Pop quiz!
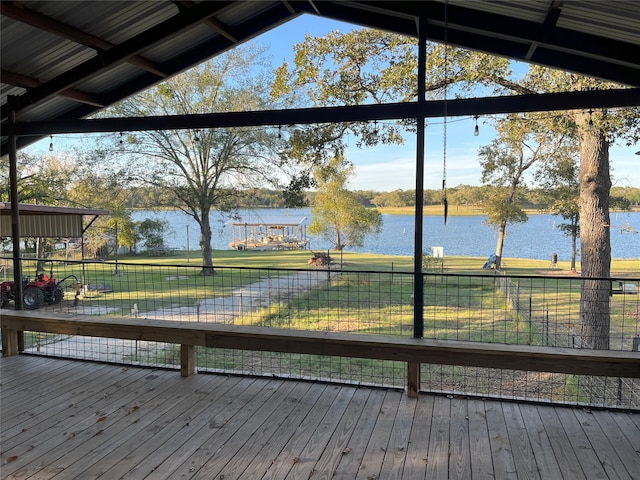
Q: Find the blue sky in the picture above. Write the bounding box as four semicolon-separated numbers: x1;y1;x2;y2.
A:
25;14;639;192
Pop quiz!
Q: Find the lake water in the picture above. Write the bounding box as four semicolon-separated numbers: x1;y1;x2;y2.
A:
132;208;640;261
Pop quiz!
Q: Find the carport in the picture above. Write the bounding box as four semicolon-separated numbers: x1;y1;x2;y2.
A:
0;202;108;303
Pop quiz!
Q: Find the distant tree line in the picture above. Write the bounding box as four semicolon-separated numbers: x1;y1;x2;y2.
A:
119;184;639;211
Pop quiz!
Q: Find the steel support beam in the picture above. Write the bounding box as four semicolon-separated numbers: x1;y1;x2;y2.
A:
9;88;639;138
414;14;426;341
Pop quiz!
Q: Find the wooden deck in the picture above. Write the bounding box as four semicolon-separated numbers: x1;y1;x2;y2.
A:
1;355;639;480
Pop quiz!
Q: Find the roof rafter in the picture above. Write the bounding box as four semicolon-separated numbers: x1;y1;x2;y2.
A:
1;69;106;107
525;0;562;60
175;0;239;42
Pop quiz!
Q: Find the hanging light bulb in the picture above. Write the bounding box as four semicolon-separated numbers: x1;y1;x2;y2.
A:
119;132;124;151
278;126;282;139
194;130;200;142
48;135;54;152
587;109;594;131
473;116;480;136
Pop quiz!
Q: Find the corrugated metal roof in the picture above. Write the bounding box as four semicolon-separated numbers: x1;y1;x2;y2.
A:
0;203;109;238
0;203;109;216
559;1;640;45
2;0;639;156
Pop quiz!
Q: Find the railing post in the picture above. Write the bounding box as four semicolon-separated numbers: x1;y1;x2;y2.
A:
1;328;19;356
180;344;195;377
407;362;420;398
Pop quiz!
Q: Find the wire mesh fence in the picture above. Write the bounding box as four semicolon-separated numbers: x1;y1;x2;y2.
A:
2;257;638;408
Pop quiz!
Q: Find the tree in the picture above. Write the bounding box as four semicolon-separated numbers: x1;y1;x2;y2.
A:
534;155;581;272
136;219;168;252
111;46;284;274
0;151;75;205
507;71;638;350
308;156;382;251
275;28;639;349
479;115;572;271
67;147;136;259
271;29;428;185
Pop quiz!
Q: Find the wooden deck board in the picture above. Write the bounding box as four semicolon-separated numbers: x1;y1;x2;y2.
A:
519;403;563;480
379;394;417;480
311;386;371;480
287;386;356;480
1;355;639;480
1;365;148;449
535;405;587;480
485;400;518;480
426;395;451;480
331;389;386;480
72;374;232;480
467;399;494;480
573;408;635;480
448;398;471;480
159;378;291;480
555;406;610;480
355;390;402;480
502;402;540;480
140;377;265;480
402;393;433;480
243;382;326;480
594;410;640;478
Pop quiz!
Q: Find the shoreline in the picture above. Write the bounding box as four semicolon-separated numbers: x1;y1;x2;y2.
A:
378;205;640;216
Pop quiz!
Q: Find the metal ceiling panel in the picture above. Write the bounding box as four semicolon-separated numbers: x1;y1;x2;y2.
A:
51;2;177;45
444;0;549;23
558;1;640;45
141;23;222;61
1;22;93;79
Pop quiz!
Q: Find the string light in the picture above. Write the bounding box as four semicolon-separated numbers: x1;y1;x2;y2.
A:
588;109;594;131
473;116;480;136
194;130;200;142
48;135;54;152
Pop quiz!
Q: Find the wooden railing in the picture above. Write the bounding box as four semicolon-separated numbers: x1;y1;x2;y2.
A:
2;310;638;398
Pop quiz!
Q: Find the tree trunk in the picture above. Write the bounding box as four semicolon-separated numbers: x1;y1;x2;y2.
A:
578;128;611;350
570;230;577;273
493;221;507;271
199;208;215;276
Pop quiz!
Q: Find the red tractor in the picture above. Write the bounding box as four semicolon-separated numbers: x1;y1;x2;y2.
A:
0;269;80;310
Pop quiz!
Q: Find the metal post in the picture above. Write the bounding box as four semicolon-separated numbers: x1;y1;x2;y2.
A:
413;14;427;340
407;14;428;398
8;96;22;309
2;96;23;355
